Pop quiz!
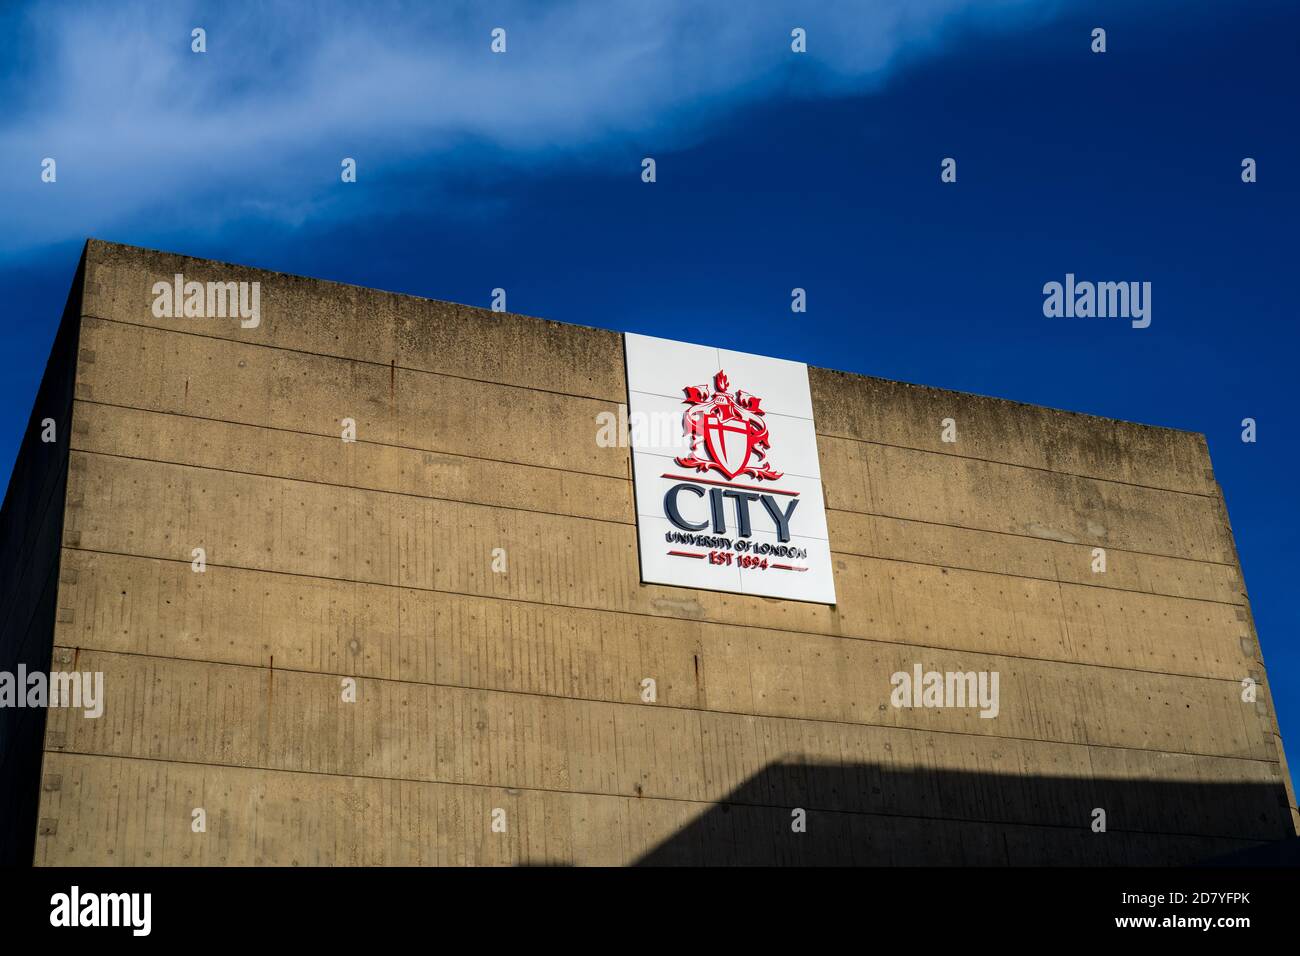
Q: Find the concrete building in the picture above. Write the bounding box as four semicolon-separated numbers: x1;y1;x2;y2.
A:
0;238;1295;865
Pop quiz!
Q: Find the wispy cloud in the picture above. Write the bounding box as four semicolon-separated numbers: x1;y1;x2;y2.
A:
0;0;1063;254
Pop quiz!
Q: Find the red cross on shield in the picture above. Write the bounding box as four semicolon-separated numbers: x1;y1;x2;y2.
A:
702;412;754;479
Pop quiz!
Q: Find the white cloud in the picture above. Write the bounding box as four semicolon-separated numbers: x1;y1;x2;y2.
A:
0;0;1062;254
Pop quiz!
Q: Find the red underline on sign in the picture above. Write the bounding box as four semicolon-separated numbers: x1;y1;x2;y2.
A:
667;550;706;559
659;473;800;497
770;564;809;571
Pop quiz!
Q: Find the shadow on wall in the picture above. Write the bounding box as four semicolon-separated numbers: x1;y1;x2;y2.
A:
615;760;1296;866
0;254;82;866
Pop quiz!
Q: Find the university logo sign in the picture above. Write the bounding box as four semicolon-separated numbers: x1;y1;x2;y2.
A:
674;370;782;481
624;333;836;604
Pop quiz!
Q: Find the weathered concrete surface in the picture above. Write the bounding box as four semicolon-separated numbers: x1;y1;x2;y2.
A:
38;645;1288;838
57;451;1258;679
6;238;1295;865
73;401;1240;602
36;751;1262;866
52;549;1268;758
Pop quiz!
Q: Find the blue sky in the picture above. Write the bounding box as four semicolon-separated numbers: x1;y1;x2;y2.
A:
3;1;1298;762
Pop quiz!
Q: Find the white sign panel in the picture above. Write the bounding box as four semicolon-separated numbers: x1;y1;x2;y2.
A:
624;332;836;604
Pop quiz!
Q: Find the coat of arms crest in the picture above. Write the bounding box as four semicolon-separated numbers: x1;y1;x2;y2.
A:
673;370;783;481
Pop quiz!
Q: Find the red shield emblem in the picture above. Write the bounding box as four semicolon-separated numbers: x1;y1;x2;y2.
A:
701;413;755;480
673;370;783;482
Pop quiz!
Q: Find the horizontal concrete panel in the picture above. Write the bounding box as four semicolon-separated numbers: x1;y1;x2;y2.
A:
71;401;1241;604
35;751;615;865
810;367;1215;496
64;452;1255;680
830;510;1239;605
72;400;632;526
81;240;1216;499
57;548;701;717
820;436;1233;564
41;649;1287;841
35;752;1263;866
82;239;628;402
56;549;1273;760
75;318;629;479
77;319;1232;568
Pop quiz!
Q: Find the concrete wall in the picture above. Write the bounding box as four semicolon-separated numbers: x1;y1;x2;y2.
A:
15;238;1298;864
